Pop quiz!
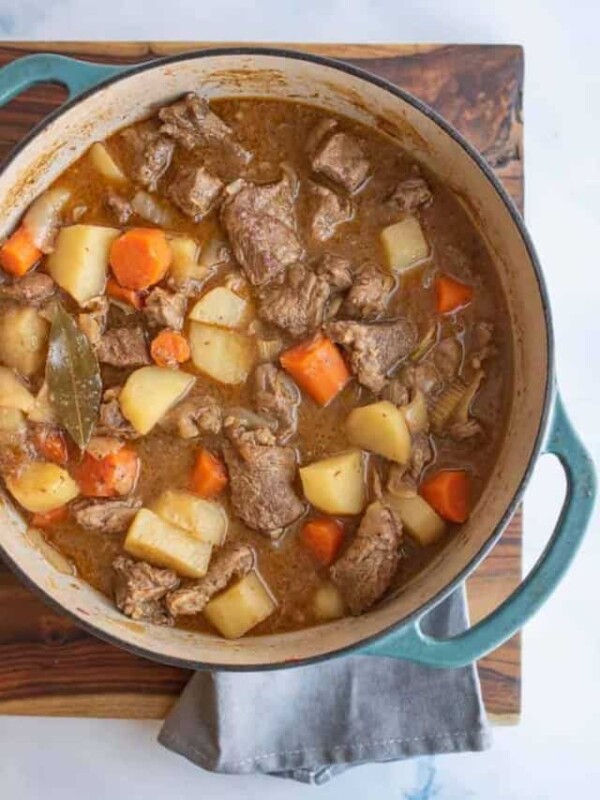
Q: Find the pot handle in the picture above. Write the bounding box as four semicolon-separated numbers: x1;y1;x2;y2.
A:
0;53;125;105
363;392;596;667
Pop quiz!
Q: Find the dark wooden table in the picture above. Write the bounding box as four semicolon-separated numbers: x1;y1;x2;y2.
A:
0;41;523;723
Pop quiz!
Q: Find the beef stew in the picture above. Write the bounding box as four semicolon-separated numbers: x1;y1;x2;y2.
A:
0;95;511;639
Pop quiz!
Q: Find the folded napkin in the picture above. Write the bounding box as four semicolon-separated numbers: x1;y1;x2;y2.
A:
159;586;490;784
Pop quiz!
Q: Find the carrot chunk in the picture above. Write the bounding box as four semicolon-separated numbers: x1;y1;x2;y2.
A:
31;505;69;528
435;274;474;315
106;277;143;310
74;444;140;498
190;448;228;499
109;228;172;290
0;225;42;277
33;428;69;465
280;333;350;405
420;469;471;523
300;517;344;566
150;329;191;368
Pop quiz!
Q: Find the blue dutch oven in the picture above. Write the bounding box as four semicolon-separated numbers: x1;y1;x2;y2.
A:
0;49;595;670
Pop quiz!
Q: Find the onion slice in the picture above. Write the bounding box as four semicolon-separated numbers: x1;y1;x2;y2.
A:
131;191;175;227
23;187;71;253
400;389;429;434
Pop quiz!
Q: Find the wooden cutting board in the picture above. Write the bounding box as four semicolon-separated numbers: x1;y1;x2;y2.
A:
0;42;523;723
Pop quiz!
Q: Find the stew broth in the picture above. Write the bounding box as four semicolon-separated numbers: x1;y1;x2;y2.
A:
0;95;511;637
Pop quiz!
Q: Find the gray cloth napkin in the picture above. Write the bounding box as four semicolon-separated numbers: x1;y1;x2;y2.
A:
159;586;491;784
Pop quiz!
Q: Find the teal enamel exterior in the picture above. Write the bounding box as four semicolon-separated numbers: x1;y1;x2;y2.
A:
0;53;125;103
363;391;597;666
0;51;595;669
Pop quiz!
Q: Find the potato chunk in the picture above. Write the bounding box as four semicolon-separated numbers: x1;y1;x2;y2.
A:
119;366;195;435
189;322;255;385
346;401;412;464
204;571;276;639
6;462;79;513
299;450;365;516
89;142;127;183
188;287;249;329
168;236;207;286
0;366;35;411
153;490;228;545
124;508;212;578
312;582;347;621
385;493;446;546
47;225;119;305
381;215;429;272
0;307;50;376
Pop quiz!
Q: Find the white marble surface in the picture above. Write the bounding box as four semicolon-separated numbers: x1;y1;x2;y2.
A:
0;1;599;797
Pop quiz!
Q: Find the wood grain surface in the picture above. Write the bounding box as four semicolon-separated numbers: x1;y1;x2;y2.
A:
0;41;523;722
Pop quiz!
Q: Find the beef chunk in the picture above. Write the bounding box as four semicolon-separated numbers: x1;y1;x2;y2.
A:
223;424;304;535
95;327;150;368
317;253;353;291
330;501;401;615
74;498;142;534
160;389;222;438
223;408;278;438
121;127;175;191
143;287;187;331
326;318;417;393
309;182;353;241
0;272;55;307
220;173;304;286
78;297;109;347
159;93;251;164
253;363;300;443
167;164;223;220
96;388;139;439
434;337;462;379
258;264;330;337
390;177;433;212
166;543;254;616
341;262;394;320
113;555;179;626
105;191;132;225
312;132;370;193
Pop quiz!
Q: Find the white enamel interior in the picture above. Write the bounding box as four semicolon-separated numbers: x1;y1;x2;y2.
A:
0;52;549;667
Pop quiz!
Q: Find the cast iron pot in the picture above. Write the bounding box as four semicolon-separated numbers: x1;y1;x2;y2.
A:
0;48;595;670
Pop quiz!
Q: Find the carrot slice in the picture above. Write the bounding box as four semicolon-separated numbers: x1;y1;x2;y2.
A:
74;444;140;498
150;329;191;368
190;448;228;498
420;469;471;523
31;505;69;528
109;228;172;290
107;277;143;310
33;428;69;465
435;274;474;315
280;333;350;405
0;225;42;277
300;517;344;566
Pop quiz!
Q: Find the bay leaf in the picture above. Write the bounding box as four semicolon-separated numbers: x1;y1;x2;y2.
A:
46;300;102;450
